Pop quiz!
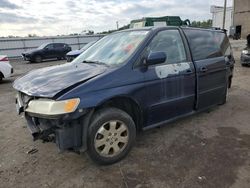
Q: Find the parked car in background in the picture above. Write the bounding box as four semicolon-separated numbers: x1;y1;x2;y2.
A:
241;47;250;66
0;55;13;81
22;43;71;63
66;41;97;62
14;27;234;165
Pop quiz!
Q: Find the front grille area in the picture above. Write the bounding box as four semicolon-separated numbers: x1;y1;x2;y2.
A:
18;92;34;107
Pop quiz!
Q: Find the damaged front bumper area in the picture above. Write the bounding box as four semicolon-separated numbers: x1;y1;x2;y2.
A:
25;112;86;151
16;92;92;152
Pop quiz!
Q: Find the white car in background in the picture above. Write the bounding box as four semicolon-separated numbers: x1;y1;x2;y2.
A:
0;55;13;81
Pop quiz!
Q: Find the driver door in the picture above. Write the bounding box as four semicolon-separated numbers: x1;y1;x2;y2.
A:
143;29;196;127
43;44;55;59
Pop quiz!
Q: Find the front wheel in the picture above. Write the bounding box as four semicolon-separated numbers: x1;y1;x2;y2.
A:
34;55;42;63
87;108;136;165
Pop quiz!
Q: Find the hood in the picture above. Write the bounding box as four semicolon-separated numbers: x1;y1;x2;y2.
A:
13;63;107;98
22;49;39;55
67;49;83;56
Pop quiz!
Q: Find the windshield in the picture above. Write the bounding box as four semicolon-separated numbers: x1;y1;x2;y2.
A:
73;30;149;66
80;41;96;51
37;43;49;49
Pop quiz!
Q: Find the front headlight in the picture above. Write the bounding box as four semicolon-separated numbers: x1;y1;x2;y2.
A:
25;98;80;115
242;50;249;55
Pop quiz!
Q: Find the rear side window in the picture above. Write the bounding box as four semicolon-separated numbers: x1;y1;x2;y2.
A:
54;43;64;48
183;29;228;61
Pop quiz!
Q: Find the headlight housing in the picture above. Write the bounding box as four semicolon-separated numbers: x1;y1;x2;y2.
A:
25;98;80;115
242;50;249;55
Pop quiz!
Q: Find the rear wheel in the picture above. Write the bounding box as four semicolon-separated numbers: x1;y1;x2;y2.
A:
87;108;136;165
220;80;228;105
34;55;42;63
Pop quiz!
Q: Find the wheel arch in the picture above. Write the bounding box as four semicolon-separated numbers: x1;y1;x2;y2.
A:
0;71;5;79
93;96;144;131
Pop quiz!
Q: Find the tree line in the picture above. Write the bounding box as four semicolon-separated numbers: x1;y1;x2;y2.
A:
1;19;213;38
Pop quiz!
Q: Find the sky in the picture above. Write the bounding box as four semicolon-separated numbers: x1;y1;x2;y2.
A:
0;0;233;37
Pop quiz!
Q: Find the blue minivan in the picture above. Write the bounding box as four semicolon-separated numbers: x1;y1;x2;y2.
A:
14;27;234;164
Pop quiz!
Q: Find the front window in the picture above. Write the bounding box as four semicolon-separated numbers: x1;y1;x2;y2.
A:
73;30;149;66
45;44;54;50
37;43;49;49
147;30;187;64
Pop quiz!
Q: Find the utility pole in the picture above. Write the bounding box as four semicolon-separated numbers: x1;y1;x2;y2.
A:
232;0;235;26
116;21;119;30
222;0;227;29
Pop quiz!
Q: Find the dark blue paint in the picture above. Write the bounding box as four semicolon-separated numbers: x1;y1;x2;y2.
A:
13;63;107;97
14;27;234;129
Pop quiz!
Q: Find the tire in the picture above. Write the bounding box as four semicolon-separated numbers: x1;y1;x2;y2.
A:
220;81;228;105
34;55;42;63
87;107;136;165
66;57;71;62
0;72;4;82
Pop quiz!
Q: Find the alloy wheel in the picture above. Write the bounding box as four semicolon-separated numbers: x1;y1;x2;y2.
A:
94;120;129;157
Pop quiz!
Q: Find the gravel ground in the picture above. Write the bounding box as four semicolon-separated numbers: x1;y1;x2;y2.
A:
1;43;250;188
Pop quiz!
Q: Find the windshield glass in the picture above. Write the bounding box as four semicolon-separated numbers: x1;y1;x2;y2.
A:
37;43;49;49
80;41;96;51
73;30;149;66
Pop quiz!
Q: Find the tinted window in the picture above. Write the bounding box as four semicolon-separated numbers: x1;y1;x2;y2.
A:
183;29;227;61
54;43;64;48
38;43;49;49
46;44;54;49
222;37;231;56
148;29;187;64
63;44;69;48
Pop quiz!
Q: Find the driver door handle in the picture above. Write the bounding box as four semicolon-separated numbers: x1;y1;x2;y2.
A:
200;67;208;72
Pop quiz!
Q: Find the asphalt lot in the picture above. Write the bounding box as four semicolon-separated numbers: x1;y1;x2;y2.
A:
1;45;250;188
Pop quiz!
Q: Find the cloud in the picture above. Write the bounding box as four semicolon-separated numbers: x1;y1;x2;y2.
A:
0;12;37;23
0;0;20;9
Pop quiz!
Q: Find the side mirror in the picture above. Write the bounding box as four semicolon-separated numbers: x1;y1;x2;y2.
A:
44;47;49;50
145;51;167;66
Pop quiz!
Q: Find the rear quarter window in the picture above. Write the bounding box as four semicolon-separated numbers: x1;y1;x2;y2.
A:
183;29;229;61
54;43;66;48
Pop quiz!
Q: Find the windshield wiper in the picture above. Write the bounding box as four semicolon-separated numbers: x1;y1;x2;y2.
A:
82;60;105;65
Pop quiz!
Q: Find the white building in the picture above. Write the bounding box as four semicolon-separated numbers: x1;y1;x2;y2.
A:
210;5;233;34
